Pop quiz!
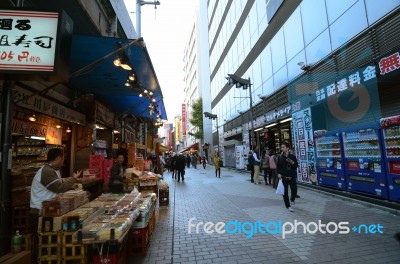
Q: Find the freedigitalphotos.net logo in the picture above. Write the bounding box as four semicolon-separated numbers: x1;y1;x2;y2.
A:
188;217;383;239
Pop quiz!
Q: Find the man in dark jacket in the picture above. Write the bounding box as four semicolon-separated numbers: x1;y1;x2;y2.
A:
277;142;298;212
109;154;125;193
248;150;255;183
175;154;186;182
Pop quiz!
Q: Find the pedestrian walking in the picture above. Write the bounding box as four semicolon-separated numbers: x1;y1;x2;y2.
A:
171;155;177;179
248;150;254;183
277;142;298;212
261;150;271;185
176;154;186;182
186;154;191;168
202;156;207;169
213;153;221;178
269;149;279;188
252;147;261;184
191;154;198;169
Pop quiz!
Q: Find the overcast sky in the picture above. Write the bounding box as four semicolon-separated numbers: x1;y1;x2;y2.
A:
124;0;199;122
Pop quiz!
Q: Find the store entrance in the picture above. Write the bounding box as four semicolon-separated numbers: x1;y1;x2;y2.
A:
259;122;292;154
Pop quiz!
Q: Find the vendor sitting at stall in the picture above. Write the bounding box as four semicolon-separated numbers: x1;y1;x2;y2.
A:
109;153;125;193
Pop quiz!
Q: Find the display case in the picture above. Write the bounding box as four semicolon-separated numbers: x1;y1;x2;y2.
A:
342;127;388;199
380;115;400;202
314;130;346;190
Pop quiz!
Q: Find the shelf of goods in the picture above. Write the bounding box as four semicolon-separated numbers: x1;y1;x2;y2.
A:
36;188;157;263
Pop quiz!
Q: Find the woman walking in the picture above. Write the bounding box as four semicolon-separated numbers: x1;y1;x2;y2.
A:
261;150;271;185
213;153;221;178
277;142;298;212
252;147;261;184
269;149;279;188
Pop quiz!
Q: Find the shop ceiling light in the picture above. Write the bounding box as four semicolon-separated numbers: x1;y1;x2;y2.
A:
254;127;263;132
139;93;143;97
28;114;36;122
144;89;148;94
30;136;45;140
120;63;132;71
149;91;153;95
113;58;121;66
279;117;292;123
124;81;131;87
66;127;71;133
265;122;278;128
113;130;120;134
56;125;61;129
128;74;135;81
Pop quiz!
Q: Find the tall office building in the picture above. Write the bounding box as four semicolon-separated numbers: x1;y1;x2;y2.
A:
182;2;211;155
205;0;400;190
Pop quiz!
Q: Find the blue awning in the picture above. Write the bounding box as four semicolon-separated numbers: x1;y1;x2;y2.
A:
69;34;167;120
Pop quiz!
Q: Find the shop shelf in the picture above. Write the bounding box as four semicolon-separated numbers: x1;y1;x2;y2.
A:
38;255;60;264
11;205;30;234
159;190;169;206
127;225;150;256
38;231;61;261
92;244;126;264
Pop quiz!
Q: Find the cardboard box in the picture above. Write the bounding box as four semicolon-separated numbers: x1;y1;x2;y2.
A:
38;216;63;232
0;251;31;264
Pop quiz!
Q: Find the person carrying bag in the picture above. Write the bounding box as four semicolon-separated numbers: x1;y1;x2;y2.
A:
277;142;298;212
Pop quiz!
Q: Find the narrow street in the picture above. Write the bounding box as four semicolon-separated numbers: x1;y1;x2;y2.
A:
129;165;400;264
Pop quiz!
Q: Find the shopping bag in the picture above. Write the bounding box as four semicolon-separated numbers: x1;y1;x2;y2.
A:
276;179;284;195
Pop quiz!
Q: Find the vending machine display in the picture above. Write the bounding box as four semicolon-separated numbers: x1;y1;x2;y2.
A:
342;127;388;199
380;115;400;202
314;130;346;190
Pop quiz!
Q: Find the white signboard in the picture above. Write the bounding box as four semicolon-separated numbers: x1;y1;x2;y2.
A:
0;10;59;72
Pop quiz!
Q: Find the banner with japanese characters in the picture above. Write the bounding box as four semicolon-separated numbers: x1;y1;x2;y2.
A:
292;108;315;183
0;10;59;72
377;49;400;77
288;65;380;129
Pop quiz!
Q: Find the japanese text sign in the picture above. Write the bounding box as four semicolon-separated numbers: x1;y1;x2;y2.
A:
0;10;59;72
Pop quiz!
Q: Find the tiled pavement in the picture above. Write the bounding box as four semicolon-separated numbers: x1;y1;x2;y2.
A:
129;165;400;264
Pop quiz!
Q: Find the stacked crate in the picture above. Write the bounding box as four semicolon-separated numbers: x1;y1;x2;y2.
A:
159;190;169;206
61;231;87;264
11;205;31;234
38;231;61;264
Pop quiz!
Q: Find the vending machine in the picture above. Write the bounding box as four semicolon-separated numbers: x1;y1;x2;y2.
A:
380;115;400;202
314;130;346;190
342;126;388;199
235;145;245;170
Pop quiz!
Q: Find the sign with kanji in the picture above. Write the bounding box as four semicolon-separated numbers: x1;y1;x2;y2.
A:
0;10;59;72
378;51;400;75
292;108;315;183
182;104;186;135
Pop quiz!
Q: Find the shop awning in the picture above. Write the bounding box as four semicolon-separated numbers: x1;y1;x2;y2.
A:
178;143;199;154
159;144;169;153
68;34;167;120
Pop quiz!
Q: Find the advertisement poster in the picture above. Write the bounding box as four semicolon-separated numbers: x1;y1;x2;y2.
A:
45;126;62;145
292;108;316;183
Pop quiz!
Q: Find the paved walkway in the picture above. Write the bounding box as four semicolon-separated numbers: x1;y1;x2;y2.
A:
129;165;400;264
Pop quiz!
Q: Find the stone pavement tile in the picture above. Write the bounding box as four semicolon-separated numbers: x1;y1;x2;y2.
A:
129;168;400;264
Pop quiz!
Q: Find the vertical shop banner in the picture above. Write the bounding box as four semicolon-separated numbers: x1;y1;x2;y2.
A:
182;104;187;137
0;10;59;72
292;108;315;183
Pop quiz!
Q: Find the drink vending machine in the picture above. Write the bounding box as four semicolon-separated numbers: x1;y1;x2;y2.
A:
342;125;388;199
314;130;346;190
380;115;400;202
235;145;245;170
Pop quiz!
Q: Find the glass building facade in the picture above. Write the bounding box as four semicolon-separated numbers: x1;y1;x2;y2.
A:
207;0;399;127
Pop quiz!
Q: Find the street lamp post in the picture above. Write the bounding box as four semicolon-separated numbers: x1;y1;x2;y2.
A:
204;112;219;155
136;0;161;37
226;74;253;130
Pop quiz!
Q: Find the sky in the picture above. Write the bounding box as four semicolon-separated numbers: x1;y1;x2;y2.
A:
124;0;199;122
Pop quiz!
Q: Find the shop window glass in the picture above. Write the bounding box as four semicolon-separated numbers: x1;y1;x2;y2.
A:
262;76;274;97
330;0;367;51
301;0;328;45
287;50;306;81
284;8;304;62
260;44;273;80
325;0;358;25
305;28;331;65
365;0;399;25
271;29;286;72
273;65;288;90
